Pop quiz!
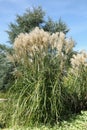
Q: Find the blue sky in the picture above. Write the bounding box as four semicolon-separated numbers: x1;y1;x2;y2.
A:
0;0;87;51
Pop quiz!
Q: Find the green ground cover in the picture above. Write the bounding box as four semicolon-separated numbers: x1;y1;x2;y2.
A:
1;111;87;130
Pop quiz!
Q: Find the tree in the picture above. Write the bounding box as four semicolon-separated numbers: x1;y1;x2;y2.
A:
7;6;69;44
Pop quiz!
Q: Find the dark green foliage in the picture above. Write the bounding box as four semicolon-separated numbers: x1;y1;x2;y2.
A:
6;6;69;44
0;44;14;90
0;44;8;89
43;18;69;34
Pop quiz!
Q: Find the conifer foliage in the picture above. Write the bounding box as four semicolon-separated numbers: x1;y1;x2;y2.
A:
7;6;69;44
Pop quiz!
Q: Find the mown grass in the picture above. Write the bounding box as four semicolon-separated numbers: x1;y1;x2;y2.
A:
2;111;87;130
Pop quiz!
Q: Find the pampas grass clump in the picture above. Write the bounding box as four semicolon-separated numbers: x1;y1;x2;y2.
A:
5;27;87;126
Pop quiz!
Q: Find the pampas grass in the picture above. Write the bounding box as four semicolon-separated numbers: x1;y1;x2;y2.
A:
2;27;87;127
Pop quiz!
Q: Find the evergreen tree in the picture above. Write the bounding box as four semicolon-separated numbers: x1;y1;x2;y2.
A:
7;6;69;44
